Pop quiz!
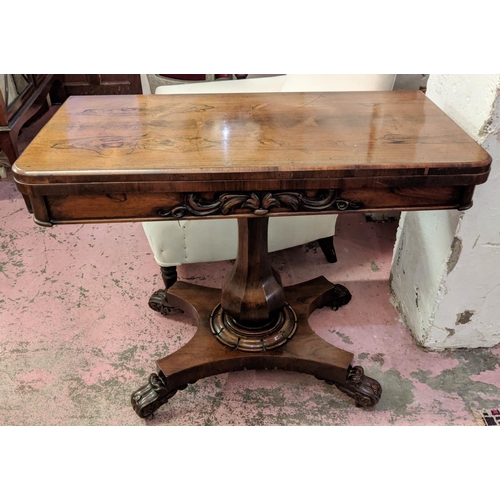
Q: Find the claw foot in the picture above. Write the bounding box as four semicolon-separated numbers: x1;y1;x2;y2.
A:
332;365;382;408
131;373;179;418
148;289;183;316
318;284;352;310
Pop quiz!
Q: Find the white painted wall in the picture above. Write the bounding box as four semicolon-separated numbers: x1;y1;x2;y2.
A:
390;74;500;349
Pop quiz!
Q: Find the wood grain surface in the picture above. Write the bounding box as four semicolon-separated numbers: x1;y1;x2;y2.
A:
13;91;491;183
12;91;491;225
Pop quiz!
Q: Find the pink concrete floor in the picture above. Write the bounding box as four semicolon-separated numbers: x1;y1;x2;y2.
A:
1;110;500;426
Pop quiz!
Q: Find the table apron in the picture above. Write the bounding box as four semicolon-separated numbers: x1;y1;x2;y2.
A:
22;185;474;226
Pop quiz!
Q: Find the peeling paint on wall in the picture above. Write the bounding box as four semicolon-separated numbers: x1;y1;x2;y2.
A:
447;237;462;274
456;310;475;325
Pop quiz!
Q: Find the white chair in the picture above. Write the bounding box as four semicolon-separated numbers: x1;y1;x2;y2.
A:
142;74;396;313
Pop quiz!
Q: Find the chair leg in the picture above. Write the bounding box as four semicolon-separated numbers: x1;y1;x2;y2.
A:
317;236;338;263
160;266;178;289
148;266;182;315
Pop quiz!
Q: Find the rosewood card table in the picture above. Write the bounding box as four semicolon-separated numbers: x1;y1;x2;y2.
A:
13;91;491;418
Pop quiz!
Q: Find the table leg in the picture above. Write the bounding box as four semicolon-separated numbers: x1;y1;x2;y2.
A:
131;218;381;418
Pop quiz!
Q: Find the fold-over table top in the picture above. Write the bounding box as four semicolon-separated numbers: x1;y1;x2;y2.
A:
13;91;491;187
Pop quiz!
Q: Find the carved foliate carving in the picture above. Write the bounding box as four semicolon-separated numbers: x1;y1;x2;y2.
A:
158;189;362;218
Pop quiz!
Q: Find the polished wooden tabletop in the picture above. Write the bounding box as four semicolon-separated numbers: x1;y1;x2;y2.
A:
13;91;492;226
13;91;491;185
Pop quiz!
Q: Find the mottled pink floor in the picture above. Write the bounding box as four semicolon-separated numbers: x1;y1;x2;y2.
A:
1;110;499;426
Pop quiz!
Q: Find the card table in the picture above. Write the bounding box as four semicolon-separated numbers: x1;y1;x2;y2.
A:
13;91;491;417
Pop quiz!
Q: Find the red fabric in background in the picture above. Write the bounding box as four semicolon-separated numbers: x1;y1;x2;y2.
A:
159;75;207;81
159;75;234;81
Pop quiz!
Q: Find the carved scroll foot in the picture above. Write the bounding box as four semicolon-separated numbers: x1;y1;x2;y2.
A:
328;365;382;408
148;289;183;316
135;278;381;419
317;284;352;311
131;373;187;418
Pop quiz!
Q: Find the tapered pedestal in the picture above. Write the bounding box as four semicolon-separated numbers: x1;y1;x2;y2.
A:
131;277;382;418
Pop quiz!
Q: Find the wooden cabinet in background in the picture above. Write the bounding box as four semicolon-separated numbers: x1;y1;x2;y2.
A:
62;75;143;96
0;74;64;165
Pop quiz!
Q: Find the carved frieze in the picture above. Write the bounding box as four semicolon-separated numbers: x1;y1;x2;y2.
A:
158;189;362;218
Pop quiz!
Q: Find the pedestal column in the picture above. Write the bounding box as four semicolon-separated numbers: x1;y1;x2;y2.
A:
221;218;284;326
213;217;297;351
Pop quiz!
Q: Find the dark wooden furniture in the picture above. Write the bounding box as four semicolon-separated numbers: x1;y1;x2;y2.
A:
61;75;142;96
13;92;491;418
0;74;64;165
150;233;337;314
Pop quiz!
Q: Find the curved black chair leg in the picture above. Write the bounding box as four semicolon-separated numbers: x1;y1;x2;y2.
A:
161;266;178;289
317;236;338;263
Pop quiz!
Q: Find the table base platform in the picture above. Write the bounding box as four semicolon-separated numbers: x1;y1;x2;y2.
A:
131;277;382;418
